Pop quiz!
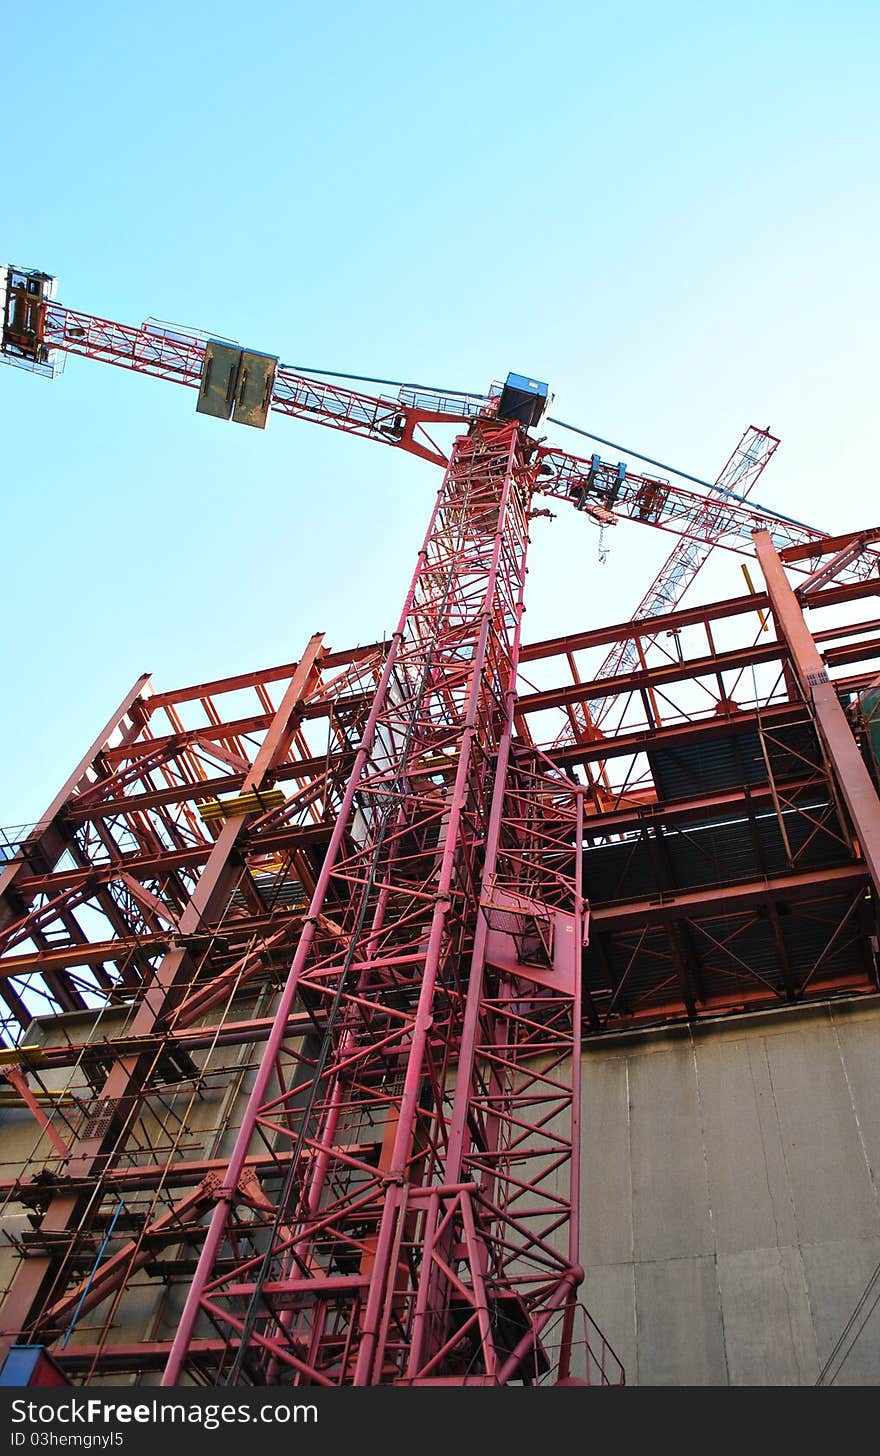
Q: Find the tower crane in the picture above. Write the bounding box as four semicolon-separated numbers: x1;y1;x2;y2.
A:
0;264;842;554
1;264;877;1390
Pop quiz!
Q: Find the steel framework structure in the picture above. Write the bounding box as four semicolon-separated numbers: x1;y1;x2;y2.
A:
3;534;880;1384
0;418;614;1386
2;271;880;1388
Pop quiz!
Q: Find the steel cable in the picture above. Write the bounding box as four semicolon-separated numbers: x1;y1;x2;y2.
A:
815;1256;880;1384
546;415;816;531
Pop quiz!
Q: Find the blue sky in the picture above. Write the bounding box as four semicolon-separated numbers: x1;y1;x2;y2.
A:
2;0;878;827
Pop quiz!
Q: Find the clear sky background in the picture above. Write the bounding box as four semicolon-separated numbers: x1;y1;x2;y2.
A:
2;0;878;829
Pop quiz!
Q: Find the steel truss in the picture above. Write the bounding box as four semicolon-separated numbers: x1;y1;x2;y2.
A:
140;418;579;1386
0;419;618;1386
516;547;880;1030
558;424;780;744
1;507;880;1387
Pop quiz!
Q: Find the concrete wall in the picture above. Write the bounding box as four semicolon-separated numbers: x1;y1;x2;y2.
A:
580;997;880;1385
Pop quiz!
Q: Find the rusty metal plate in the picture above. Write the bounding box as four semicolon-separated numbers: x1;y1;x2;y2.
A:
197;339;240;420
232;348;278;428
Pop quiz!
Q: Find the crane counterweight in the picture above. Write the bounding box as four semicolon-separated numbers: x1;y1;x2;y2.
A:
0;265;57;377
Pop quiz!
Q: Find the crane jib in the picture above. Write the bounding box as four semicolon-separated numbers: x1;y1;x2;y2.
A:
2;262;877;577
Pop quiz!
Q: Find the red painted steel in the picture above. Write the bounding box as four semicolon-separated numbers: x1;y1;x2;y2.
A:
11;281;873;565
755;529;880;897
555;426;780;746
34;301;474;465
2;274;880;1390
2;564;879;1382
157;419;590;1385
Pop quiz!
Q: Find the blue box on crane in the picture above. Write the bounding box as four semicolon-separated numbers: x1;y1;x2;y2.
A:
0;1344;69;1386
497;372;550;430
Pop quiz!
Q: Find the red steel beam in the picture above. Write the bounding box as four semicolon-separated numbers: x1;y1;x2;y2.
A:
552;701;825;768
12;822;333;899
0;676;151;935
145;641;384;712
581;773;827;838
518;574;880;666
1;1067;70;1158
45;1341;244;1374
0;636;328;1358
780;525;880;565
62;751;353;822
0;1014;311;1077
39;1178;221;1332
589;862;868;932
518;637;788;716
755;529;880;898
1;1141;377;1203
518;624;880;720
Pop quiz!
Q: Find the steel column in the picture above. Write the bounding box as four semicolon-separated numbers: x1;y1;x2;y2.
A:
755;529;880;897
